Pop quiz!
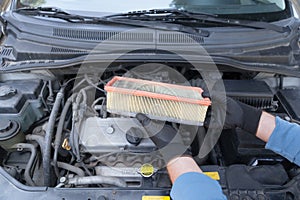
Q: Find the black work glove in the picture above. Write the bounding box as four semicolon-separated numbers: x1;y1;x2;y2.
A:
207;94;263;135
136;113;191;164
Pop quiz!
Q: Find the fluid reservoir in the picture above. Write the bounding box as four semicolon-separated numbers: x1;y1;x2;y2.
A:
0;119;24;150
0;79;45;132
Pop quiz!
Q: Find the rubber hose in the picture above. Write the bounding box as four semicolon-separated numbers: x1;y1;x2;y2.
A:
56;162;85;177
43;87;64;186
68;176;127;187
25;135;45;156
13;143;37;186
53;95;73;177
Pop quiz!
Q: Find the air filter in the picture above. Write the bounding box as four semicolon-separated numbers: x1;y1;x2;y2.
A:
105;76;211;126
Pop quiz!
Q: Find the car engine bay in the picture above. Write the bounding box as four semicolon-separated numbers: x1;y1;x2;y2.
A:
0;62;300;199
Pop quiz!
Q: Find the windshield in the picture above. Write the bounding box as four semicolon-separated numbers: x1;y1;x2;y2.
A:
17;0;287;15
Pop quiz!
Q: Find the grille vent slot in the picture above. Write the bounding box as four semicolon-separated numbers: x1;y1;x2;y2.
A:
158;33;204;44
0;48;13;56
53;29;154;42
51;47;88;54
0;47;15;61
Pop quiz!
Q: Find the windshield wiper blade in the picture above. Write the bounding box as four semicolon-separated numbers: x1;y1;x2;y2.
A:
13;8;210;37
89;17;210;37
105;8;289;33
15;7;289;33
190;15;290;33
104;8;218;19
14;7;86;22
15;7;70;15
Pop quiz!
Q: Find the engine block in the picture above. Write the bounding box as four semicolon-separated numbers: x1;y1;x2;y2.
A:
79;117;157;154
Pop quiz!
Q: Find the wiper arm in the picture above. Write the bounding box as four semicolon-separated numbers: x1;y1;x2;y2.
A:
104;8;218;19
15;7;71;16
105;9;289;33
191;14;290;33
14;7;86;22
14;7;289;33
91;17;210;36
13;8;210;37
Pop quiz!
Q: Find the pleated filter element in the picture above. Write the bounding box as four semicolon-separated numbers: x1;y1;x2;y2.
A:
104;76;211;126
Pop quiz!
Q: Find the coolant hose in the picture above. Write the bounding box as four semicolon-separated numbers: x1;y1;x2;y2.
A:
67;176;127;187
13;143;37;186
43;87;64;186
56;162;85;177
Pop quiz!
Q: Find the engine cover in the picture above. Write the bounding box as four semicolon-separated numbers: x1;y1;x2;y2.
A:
79;117;156;154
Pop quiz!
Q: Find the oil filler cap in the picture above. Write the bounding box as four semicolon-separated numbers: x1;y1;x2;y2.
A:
139;163;155;178
0;119;20;140
126;127;143;146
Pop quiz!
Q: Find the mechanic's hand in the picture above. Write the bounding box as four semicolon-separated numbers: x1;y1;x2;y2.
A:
206;94;263;134
136;113;191;164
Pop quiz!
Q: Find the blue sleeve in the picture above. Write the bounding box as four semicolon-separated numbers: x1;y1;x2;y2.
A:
170;172;227;200
266;117;300;166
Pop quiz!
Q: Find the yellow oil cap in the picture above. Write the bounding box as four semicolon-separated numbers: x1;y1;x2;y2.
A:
139;163;155;177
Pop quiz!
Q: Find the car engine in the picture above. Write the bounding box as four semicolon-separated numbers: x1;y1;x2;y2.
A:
0;63;299;196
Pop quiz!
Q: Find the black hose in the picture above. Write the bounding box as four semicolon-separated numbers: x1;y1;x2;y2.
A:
56;162;85;177
194;127;209;165
13;143;37;186
43;87;64;186
53;95;74;177
279;75;284;90
25;135;45;156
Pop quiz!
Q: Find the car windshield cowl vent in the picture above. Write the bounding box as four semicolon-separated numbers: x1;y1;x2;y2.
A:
52;28;206;44
53;28;154;42
51;47;88;54
0;60;56;71
158;33;204;44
